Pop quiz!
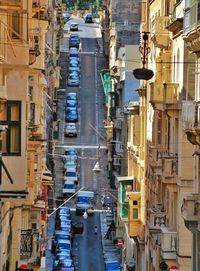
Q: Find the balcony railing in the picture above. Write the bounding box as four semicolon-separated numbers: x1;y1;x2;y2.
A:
150;82;179;107
32;0;48;9
148;145;163;173
151;16;170;48
147;206;166;230
161;227;177;260
182;101;200;130
20;229;40;260
0;0;21;6
162;157;178;178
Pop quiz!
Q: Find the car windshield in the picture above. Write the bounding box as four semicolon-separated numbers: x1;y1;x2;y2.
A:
69;75;78;79
65;172;76;177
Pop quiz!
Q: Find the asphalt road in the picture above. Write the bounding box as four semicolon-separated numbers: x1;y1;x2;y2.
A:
46;18;109;271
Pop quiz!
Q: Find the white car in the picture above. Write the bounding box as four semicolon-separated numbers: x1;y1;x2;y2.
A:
70;22;78;31
65;122;77;137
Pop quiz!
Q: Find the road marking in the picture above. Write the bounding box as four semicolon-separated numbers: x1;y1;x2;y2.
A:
56;145;107;149
69;208;111;213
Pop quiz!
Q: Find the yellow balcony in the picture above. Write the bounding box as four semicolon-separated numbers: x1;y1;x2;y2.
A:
127;192;143;238
150;82;179;109
151;16;170;48
182;194;199;231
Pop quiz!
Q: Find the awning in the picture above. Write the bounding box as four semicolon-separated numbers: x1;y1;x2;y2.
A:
117;176;134;182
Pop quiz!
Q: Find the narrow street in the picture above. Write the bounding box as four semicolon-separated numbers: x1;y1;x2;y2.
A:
46;18;112;271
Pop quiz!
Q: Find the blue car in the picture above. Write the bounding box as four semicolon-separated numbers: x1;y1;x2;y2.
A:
66;108;78;122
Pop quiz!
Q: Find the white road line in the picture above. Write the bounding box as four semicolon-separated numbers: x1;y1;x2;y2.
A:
55;145;107;149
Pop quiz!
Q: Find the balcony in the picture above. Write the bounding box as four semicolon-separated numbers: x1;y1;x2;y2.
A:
182;194;199;232
117;176;133;220
127;191;143;239
160;227;177;260
167;0;183;35
183;1;200;52
0;0;21;6
32;0;48;10
147;205;166;231
151;16;170;48
0;86;7;100
162;156;178;183
20;229;40;260
148;145;163;175
29;31;41;65
182;101;200;145
150;82;179;110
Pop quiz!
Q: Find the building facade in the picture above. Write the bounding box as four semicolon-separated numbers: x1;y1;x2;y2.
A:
0;1;61;270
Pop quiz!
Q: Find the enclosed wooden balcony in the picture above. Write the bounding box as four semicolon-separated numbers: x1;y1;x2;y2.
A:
182;194;199;232
151;16;170;48
161;227;177;260
150;82;179;110
182;101;200;145
127;191;142;237
117;176;133;220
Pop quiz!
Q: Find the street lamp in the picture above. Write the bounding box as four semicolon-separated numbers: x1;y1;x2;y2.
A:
133;32;154;81
83;210;88;219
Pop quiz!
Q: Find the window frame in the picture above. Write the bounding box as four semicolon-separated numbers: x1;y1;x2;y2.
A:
0;100;21;156
9;11;22;40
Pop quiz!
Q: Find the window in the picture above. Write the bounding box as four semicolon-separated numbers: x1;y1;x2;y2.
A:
10;12;21;39
0;101;21;155
133;208;138;219
132;200;139;219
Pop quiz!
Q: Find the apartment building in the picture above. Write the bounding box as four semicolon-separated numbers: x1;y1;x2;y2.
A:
0;1;61;270
103;0;200;270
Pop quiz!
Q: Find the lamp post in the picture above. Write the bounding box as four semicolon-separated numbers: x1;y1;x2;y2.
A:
133;32;154;81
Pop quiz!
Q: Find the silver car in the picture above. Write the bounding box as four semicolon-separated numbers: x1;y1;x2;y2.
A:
65;122;77;137
67;73;80;86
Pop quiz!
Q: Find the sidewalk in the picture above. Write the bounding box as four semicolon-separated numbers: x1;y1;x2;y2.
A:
100;212;121;271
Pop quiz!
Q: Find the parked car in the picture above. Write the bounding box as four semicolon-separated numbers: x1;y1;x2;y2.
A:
68;63;80;73
64;170;78;183
69;36;80;48
70;22;78;31
66;92;77;102
64;160;77;170
64;148;77;156
65;122;77;137
69;70;80;77
84;13;93;23
63;180;76;195
69;56;80;64
67;73;80;86
66;108;78;122
69;47;79;57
